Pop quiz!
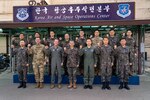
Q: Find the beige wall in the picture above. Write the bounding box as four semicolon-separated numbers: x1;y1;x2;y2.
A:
0;36;6;53
0;0;150;21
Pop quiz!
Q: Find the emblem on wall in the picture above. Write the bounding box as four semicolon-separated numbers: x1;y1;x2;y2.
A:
16;8;29;21
117;4;131;18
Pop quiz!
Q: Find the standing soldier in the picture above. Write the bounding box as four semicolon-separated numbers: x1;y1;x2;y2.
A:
11;33;28;73
108;29;119;75
115;38;133;90
96;37;114;90
78;30;86;75
79;38;97;89
92;30;103;47
46;39;64;89
46;31;56;47
61;34;70;76
64;40;79;89
11;33;28;48
28;38;46;89
46;31;56;75
92;30;103;75
126;30;137;74
13;40;29;88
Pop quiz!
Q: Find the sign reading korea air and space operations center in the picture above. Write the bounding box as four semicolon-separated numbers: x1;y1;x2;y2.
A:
13;2;135;22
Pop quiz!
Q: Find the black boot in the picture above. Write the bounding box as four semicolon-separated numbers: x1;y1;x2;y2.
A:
23;82;27;88
84;85;88;89
119;82;123;89
106;82;111;90
88;85;93;89
124;82;130;90
18;81;23;88
101;82;106;90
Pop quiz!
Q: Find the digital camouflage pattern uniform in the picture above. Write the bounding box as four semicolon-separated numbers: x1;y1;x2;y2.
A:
13;47;28;82
126;37;137;74
65;47;79;83
115;45;133;83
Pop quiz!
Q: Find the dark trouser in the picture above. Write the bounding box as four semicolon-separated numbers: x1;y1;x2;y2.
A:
101;65;112;82
119;65;129;82
51;64;62;84
79;56;84;75
84;65;94;85
17;66;27;82
68;67;77;82
63;57;68;75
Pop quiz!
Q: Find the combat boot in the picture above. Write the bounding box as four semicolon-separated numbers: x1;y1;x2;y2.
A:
58;84;62;89
23;82;27;88
119;82;123;89
39;82;44;89
101;82;106;90
106;82;111;90
73;82;77;89
124;82;130;90
50;84;55;89
18;81;23;88
35;82;40;88
68;81;73;89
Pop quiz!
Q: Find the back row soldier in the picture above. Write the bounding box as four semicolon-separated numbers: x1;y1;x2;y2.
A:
92;30;103;75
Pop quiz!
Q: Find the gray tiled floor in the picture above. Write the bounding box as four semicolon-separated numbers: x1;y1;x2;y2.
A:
0;72;150;100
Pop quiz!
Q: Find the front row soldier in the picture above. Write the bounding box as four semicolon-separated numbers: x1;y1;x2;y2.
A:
96;37;114;90
79;38;97;89
115;38;133;90
45;39;64;89
64;40;79;89
12;40;29;88
28;38;46;89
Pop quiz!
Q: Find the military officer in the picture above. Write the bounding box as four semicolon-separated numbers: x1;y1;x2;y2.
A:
92;30;103;75
96;37;114;90
92;30;103;47
79;38;97;89
46;39;64;89
13;40;29;88
126;30;137;74
61;33;70;76
115;38;133;90
28;38;46;89
64;40;79;89
108;29;119;75
77;31;86;75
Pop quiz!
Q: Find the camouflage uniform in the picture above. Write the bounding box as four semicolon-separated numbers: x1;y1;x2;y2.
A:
65;47;79;82
60;40;70;75
46;46;64;84
77;37;86;75
29;44;46;83
13;47;28;82
78;37;87;48
92;37;103;47
96;45;114;82
126;37;137;74
46;37;55;47
108;36;119;75
11;38;28;73
92;37;103;75
108;36;119;47
115;46;132;83
79;46;97;86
